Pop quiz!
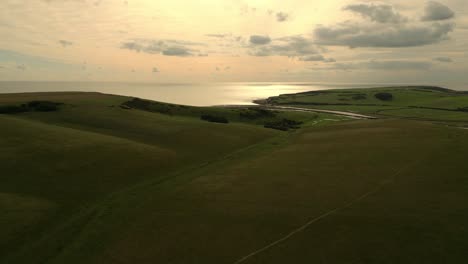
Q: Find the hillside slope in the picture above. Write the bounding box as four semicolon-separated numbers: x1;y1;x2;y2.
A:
1;91;468;264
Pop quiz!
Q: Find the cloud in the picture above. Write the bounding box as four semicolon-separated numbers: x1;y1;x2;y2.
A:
315;3;455;48
321;60;432;71
344;3;407;24
299;55;335;62
366;60;432;70
240;5;257;15
121;41;160;54
249;35;271;45
120;39;202;56
421;1;455;21
59;40;73;47
0;49;77;71
203;34;244;51
162;47;192;56
249;35;319;57
314;21;454;48
433;57;453;62
205;34;226;38
300;55;323;61
152;67;159;73
41;0;87;3
276;12;289;22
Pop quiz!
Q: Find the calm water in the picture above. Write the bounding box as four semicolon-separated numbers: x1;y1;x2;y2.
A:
0;82;465;106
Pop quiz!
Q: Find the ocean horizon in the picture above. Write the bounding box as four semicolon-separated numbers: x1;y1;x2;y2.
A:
0;81;466;106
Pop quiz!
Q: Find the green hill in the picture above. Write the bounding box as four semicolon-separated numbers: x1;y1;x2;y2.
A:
263;86;468;123
1;90;468;264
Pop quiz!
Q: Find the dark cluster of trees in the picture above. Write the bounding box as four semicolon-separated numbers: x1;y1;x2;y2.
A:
264;118;303;131
122;98;188;115
123;98;171;114
0;101;62;114
339;93;368;102
374;92;393;101
239;107;276;119
27;101;62;111
351;94;367;100
200;114;229;123
0;105;28;114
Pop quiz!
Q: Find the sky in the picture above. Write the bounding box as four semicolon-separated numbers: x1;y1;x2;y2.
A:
0;0;467;87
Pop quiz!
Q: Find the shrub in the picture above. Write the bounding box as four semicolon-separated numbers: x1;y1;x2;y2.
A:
374;92;393;101
352;94;367;100
0;101;62;114
123;98;154;110
122;98;175;114
27;101;61;112
0;105;29;114
200;114;229;123
239;108;276;119
120;105;131;110
264;119;303;131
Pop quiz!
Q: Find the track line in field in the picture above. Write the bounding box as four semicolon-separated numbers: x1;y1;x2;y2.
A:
232;161;417;264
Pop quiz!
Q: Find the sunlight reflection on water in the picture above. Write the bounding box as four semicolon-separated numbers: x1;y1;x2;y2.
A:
0;82;465;106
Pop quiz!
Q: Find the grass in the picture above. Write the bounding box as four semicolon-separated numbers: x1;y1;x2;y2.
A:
264;86;468;123
0;92;282;262
1;89;468;263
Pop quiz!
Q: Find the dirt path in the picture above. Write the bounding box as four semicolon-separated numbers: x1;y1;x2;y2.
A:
266;105;378;120
232;160;418;264
232;187;382;264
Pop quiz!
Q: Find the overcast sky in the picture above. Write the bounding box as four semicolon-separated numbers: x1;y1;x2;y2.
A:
0;0;467;87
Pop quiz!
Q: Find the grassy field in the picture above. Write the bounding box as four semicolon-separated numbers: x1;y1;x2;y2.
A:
1;89;468;263
263;86;468;124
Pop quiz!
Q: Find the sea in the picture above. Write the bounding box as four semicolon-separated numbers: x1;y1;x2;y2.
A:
0;82;466;106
